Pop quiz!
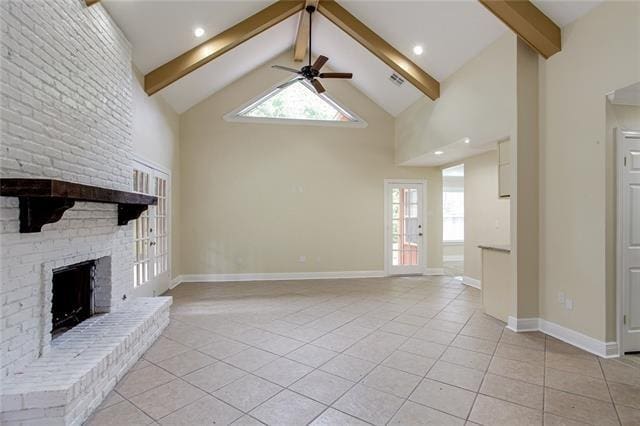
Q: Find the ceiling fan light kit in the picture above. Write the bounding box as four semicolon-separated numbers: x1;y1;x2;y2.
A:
272;5;353;94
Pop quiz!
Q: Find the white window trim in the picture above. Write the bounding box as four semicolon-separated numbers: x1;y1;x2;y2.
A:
223;78;367;128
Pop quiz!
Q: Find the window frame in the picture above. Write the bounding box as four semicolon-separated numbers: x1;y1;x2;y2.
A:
224;78;367;128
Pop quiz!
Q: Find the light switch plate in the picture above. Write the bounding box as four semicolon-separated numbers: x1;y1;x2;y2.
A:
558;292;565;304
565;298;573;310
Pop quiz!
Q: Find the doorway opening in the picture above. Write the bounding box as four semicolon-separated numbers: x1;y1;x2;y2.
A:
442;164;464;278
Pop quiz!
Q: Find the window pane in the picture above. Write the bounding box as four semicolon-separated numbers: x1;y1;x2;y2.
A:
443;191;464;241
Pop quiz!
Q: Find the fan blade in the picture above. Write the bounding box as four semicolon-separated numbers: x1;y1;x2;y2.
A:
319;72;352;79
311;79;326;94
277;78;303;89
312;55;329;71
272;65;301;74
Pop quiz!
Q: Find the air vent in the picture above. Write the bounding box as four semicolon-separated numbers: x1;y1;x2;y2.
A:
389;73;405;87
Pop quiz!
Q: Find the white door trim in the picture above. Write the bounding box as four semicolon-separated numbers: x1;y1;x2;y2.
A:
616;128;640;354
384;179;428;276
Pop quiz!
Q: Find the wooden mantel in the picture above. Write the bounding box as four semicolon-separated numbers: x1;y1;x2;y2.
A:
0;179;157;233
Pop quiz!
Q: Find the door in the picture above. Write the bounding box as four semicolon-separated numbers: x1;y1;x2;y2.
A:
132;161;170;297
619;130;640;353
385;181;425;275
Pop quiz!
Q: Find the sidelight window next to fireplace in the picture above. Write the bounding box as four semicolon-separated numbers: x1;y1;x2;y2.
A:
51;260;96;338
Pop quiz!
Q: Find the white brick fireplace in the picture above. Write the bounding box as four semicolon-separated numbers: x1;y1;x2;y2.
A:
0;1;170;424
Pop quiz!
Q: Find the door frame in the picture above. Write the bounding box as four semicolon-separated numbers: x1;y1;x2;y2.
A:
132;154;172;297
384;179;428;276
616;129;640;354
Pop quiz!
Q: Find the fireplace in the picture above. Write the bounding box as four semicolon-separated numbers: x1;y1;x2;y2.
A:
51;260;96;338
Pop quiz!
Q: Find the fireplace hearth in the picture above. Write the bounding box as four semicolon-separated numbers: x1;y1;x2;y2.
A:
51;260;96;338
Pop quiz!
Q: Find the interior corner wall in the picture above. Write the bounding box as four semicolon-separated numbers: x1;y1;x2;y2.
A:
131;68;181;291
394;33;516;165
178;51;442;277
539;0;640;342
463;151;511;282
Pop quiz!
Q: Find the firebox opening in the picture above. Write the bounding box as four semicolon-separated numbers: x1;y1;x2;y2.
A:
51;260;96;339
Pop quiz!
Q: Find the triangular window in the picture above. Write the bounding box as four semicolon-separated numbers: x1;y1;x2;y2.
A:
226;79;365;127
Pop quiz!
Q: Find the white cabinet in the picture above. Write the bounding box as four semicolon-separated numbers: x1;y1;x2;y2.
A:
497;139;511;198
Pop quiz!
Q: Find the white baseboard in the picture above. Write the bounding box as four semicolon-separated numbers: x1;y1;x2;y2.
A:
424;268;445;276
171;270;386;286
462;276;481;289
506;316;619;358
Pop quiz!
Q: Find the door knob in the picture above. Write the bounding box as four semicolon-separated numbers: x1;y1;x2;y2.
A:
419;233;423;236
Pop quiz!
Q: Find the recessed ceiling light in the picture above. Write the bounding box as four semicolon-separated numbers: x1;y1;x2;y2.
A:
194;27;205;38
464;137;470;144
413;45;424;56
434;151;444;155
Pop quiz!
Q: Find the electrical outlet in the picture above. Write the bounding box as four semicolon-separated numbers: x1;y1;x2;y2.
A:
558;292;565;304
565;298;574;310
298;256;306;263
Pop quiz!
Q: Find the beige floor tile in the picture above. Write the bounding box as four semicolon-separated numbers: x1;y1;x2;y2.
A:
224;348;279;372
459;324;503;342
333;384;405;426
161;322;219;348
143;337;192;363
214;375;283;412
544;388;619;426
361;365;422;398
85;400;154;426
409;378;476;418
545;352;604;379
333;324;374;339
157;350;216;377
469;394;542;426
600;358;640;386
115;365;176;398
183;361;247;392
488;356;544;386
427;319;465;334
312;332;360;352
309;408;369;425
617;405;640;426
480;373;543;410
380;320;420;337
231;415;265;425
395;313;432;327
450;335;497;355
253;357;313;387
95;390;124;411
609;381;640;409
253;335;304;355
546;338;595;359
320;354;377;381
235;328;279;346
250;389;326;425
290;369;354;405
412;327;457;345
543;413;589;426
426;360;485;391
282;327;327;343
494;342;545;366
545;367;612;402
344;340;398;363
286;344;338;368
129;358;153;372
158;395;243;425
389;400;465;425
499;329;545;351
399;338;448;359
129;379;206;420
382;350;437;376
199;338;250;360
441;347;492;372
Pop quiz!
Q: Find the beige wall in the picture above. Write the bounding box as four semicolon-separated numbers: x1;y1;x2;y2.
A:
463;151;511;281
131;68;181;292
605;101;640;338
395;33;516;164
539;1;640;341
179;52;442;276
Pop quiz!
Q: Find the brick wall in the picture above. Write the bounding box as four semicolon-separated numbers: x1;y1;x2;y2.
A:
0;0;135;376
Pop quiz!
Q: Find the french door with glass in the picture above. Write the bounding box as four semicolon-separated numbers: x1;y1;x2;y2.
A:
385;181;425;275
132;161;170;296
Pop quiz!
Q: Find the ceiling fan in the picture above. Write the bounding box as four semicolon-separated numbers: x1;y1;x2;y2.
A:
271;4;353;94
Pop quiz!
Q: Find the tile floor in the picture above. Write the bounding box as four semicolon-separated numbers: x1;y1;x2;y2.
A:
85;276;640;425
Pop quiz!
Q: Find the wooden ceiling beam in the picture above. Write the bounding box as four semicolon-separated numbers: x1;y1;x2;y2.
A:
317;0;439;100
144;0;305;96
85;0;101;6
478;0;561;58
293;0;319;62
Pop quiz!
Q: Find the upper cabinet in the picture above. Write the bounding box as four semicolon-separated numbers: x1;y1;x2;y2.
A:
497;139;511;198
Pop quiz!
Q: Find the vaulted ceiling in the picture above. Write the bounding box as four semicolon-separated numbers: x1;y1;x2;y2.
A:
102;0;601;116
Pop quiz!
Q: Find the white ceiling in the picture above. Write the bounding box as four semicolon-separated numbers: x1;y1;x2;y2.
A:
103;0;603;116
